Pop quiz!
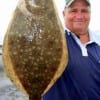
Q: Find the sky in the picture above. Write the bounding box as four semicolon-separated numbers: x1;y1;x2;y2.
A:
0;0;100;45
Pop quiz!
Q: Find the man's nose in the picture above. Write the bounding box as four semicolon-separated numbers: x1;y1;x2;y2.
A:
75;12;83;19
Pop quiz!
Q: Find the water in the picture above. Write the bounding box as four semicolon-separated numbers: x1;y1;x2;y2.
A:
0;47;28;100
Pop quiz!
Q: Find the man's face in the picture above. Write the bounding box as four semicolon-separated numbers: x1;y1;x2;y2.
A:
63;0;91;35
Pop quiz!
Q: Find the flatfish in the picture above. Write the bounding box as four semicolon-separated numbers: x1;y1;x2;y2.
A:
2;0;68;100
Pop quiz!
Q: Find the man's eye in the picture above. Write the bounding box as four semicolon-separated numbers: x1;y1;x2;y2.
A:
82;10;89;13
71;10;77;12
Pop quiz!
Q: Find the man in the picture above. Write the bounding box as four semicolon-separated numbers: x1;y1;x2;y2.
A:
43;0;100;100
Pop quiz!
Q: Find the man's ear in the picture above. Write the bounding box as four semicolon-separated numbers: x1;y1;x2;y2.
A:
62;10;65;17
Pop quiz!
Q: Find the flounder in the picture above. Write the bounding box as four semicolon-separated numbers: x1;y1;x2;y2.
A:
2;0;68;100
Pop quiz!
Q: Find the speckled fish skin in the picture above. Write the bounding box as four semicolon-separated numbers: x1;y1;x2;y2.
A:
2;0;68;100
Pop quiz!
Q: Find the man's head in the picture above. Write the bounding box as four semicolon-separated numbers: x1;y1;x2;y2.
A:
63;0;91;35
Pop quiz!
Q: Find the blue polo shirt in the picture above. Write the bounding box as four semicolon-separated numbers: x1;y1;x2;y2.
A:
43;30;100;100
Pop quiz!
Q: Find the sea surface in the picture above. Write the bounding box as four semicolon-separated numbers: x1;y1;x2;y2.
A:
0;49;28;100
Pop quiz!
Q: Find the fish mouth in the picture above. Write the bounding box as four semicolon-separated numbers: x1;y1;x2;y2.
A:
24;0;47;15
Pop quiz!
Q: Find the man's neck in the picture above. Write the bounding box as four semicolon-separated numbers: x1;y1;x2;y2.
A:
78;33;89;44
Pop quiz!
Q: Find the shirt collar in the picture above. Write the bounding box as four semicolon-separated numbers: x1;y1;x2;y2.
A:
65;28;100;56
65;28;100;46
